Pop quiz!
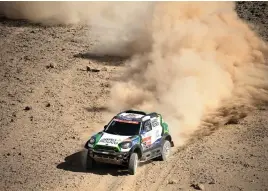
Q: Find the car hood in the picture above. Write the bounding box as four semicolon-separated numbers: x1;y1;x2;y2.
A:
95;132;131;147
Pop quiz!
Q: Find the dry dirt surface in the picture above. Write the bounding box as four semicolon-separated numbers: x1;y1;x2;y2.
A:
1;2;268;191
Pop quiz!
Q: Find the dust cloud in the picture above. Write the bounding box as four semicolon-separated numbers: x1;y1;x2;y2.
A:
99;2;268;146
0;1;153;55
0;2;149;26
1;2;267;146
0;2;90;25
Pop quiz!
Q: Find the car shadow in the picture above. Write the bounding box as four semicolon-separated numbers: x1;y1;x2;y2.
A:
56;149;141;176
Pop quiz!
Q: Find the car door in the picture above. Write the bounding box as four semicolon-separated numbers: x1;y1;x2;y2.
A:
140;120;153;150
151;117;163;142
150;117;162;144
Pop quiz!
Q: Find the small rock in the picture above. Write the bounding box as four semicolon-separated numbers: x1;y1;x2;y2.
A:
46;63;55;69
191;183;205;190
198;184;205;190
91;68;100;72
86;66;91;72
10;119;14;122
209;180;215;184
15;77;21;81
18;153;21;156
7;153;10;156
258;107;266;111
8;93;15;97
101;67;108;71
260;2;267;7
30;116;33;121
224;118;239;125
24;106;32;111
46;103;51;107
190;156;194;159
86;66;100;72
168;179;177;184
72;136;75;139
24;56;30;61
101;83;110;88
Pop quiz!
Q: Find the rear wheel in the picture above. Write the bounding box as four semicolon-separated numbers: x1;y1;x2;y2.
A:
128;153;138;175
160;140;171;161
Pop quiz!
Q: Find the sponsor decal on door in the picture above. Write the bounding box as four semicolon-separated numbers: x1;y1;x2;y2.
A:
142;136;151;145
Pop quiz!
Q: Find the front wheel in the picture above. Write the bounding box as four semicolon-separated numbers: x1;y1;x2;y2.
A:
86;151;95;170
128;153;138;175
160;140;171;161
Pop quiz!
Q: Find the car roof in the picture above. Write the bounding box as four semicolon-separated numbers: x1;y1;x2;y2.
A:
114;110;159;122
117;112;145;120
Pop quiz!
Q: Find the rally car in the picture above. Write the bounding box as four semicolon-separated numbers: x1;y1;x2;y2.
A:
84;109;174;175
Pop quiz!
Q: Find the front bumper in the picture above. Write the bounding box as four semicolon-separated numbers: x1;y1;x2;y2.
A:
87;148;130;166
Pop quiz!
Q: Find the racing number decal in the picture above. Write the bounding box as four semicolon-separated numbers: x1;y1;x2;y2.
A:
151;119;159;127
151;118;161;139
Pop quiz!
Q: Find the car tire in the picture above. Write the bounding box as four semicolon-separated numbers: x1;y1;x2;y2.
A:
160;140;171;161
86;151;95;170
128;152;138;175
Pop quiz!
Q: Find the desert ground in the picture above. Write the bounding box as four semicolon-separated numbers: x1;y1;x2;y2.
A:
0;2;268;191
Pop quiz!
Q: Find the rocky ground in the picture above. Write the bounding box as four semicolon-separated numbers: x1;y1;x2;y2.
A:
0;2;267;191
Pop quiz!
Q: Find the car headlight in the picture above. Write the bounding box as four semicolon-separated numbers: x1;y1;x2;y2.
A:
120;142;132;149
88;137;95;145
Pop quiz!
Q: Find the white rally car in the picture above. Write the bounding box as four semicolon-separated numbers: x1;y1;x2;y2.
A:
84;110;174;175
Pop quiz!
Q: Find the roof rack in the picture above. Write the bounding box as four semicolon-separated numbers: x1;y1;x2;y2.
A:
147;112;158;118
118;109;147;116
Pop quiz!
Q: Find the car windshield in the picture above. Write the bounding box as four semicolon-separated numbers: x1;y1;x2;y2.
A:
104;119;141;136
